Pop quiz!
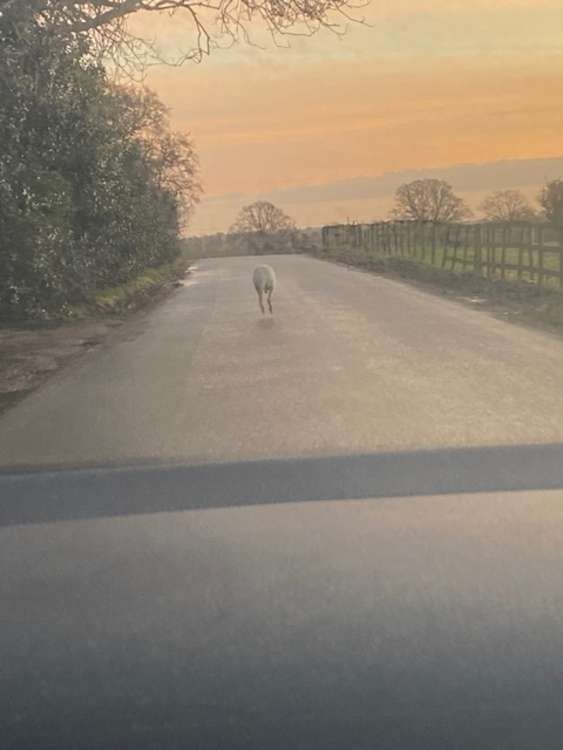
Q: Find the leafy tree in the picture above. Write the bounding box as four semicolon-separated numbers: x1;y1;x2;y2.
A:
390;179;471;222
231;201;295;234
478;189;535;223
538;179;563;227
0;8;201;318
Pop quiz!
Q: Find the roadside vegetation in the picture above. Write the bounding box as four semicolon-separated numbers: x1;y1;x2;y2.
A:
65;255;190;319
0;4;201;320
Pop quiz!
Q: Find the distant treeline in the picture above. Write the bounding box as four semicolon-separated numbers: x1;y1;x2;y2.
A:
0;5;200;319
184;228;321;259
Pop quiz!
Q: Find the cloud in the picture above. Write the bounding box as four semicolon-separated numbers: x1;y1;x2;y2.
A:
149;54;563;201
190;156;563;233
257;157;563;205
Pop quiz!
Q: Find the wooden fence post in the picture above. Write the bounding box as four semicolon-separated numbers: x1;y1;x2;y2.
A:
486;224;493;278
441;225;449;268
453;225;462;270
462;226;469;271
500;224;507;280
321;226;328;250
489;224;496;278
528;225;535;281
517;225;524;281
430;223;436;266
538;226;544;287
473;225;482;276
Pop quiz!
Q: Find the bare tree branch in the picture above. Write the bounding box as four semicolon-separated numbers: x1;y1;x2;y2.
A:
230;200;295;233
2;0;366;76
479;189;536;223
390;179;472;223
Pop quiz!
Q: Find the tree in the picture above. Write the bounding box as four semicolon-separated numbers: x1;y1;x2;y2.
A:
0;9;201;317
230;201;295;234
0;0;363;75
478;189;535;223
538;179;563;227
390;179;471;222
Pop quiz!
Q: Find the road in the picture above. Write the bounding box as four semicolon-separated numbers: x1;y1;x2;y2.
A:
3;255;563;749
2;254;563;468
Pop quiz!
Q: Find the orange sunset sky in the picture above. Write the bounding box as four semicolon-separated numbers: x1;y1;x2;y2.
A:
135;0;563;234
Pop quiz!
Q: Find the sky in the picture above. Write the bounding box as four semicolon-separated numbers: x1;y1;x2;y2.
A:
136;0;563;233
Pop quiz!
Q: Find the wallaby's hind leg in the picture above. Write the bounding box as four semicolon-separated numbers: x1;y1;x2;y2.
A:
256;287;265;314
267;288;273;314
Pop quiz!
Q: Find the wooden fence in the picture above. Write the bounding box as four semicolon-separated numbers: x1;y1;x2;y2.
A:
321;221;563;287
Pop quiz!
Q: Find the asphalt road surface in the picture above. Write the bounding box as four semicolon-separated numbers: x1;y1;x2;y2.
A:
3;255;563;749
2;254;563;468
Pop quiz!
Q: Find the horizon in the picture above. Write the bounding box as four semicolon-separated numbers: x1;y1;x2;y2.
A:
184;156;563;234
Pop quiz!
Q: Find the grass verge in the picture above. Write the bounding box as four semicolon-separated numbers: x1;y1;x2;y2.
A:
65;255;190;319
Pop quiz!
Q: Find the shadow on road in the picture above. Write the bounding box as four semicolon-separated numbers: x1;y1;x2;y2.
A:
256;317;276;330
1;442;563;527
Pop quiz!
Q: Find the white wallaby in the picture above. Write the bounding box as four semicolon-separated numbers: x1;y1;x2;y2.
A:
253;265;276;315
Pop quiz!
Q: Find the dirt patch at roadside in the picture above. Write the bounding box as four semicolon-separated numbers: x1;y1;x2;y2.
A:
0;264;193;417
0;321;120;413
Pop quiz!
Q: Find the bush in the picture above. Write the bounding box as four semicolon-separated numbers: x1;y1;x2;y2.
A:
0;8;200;319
